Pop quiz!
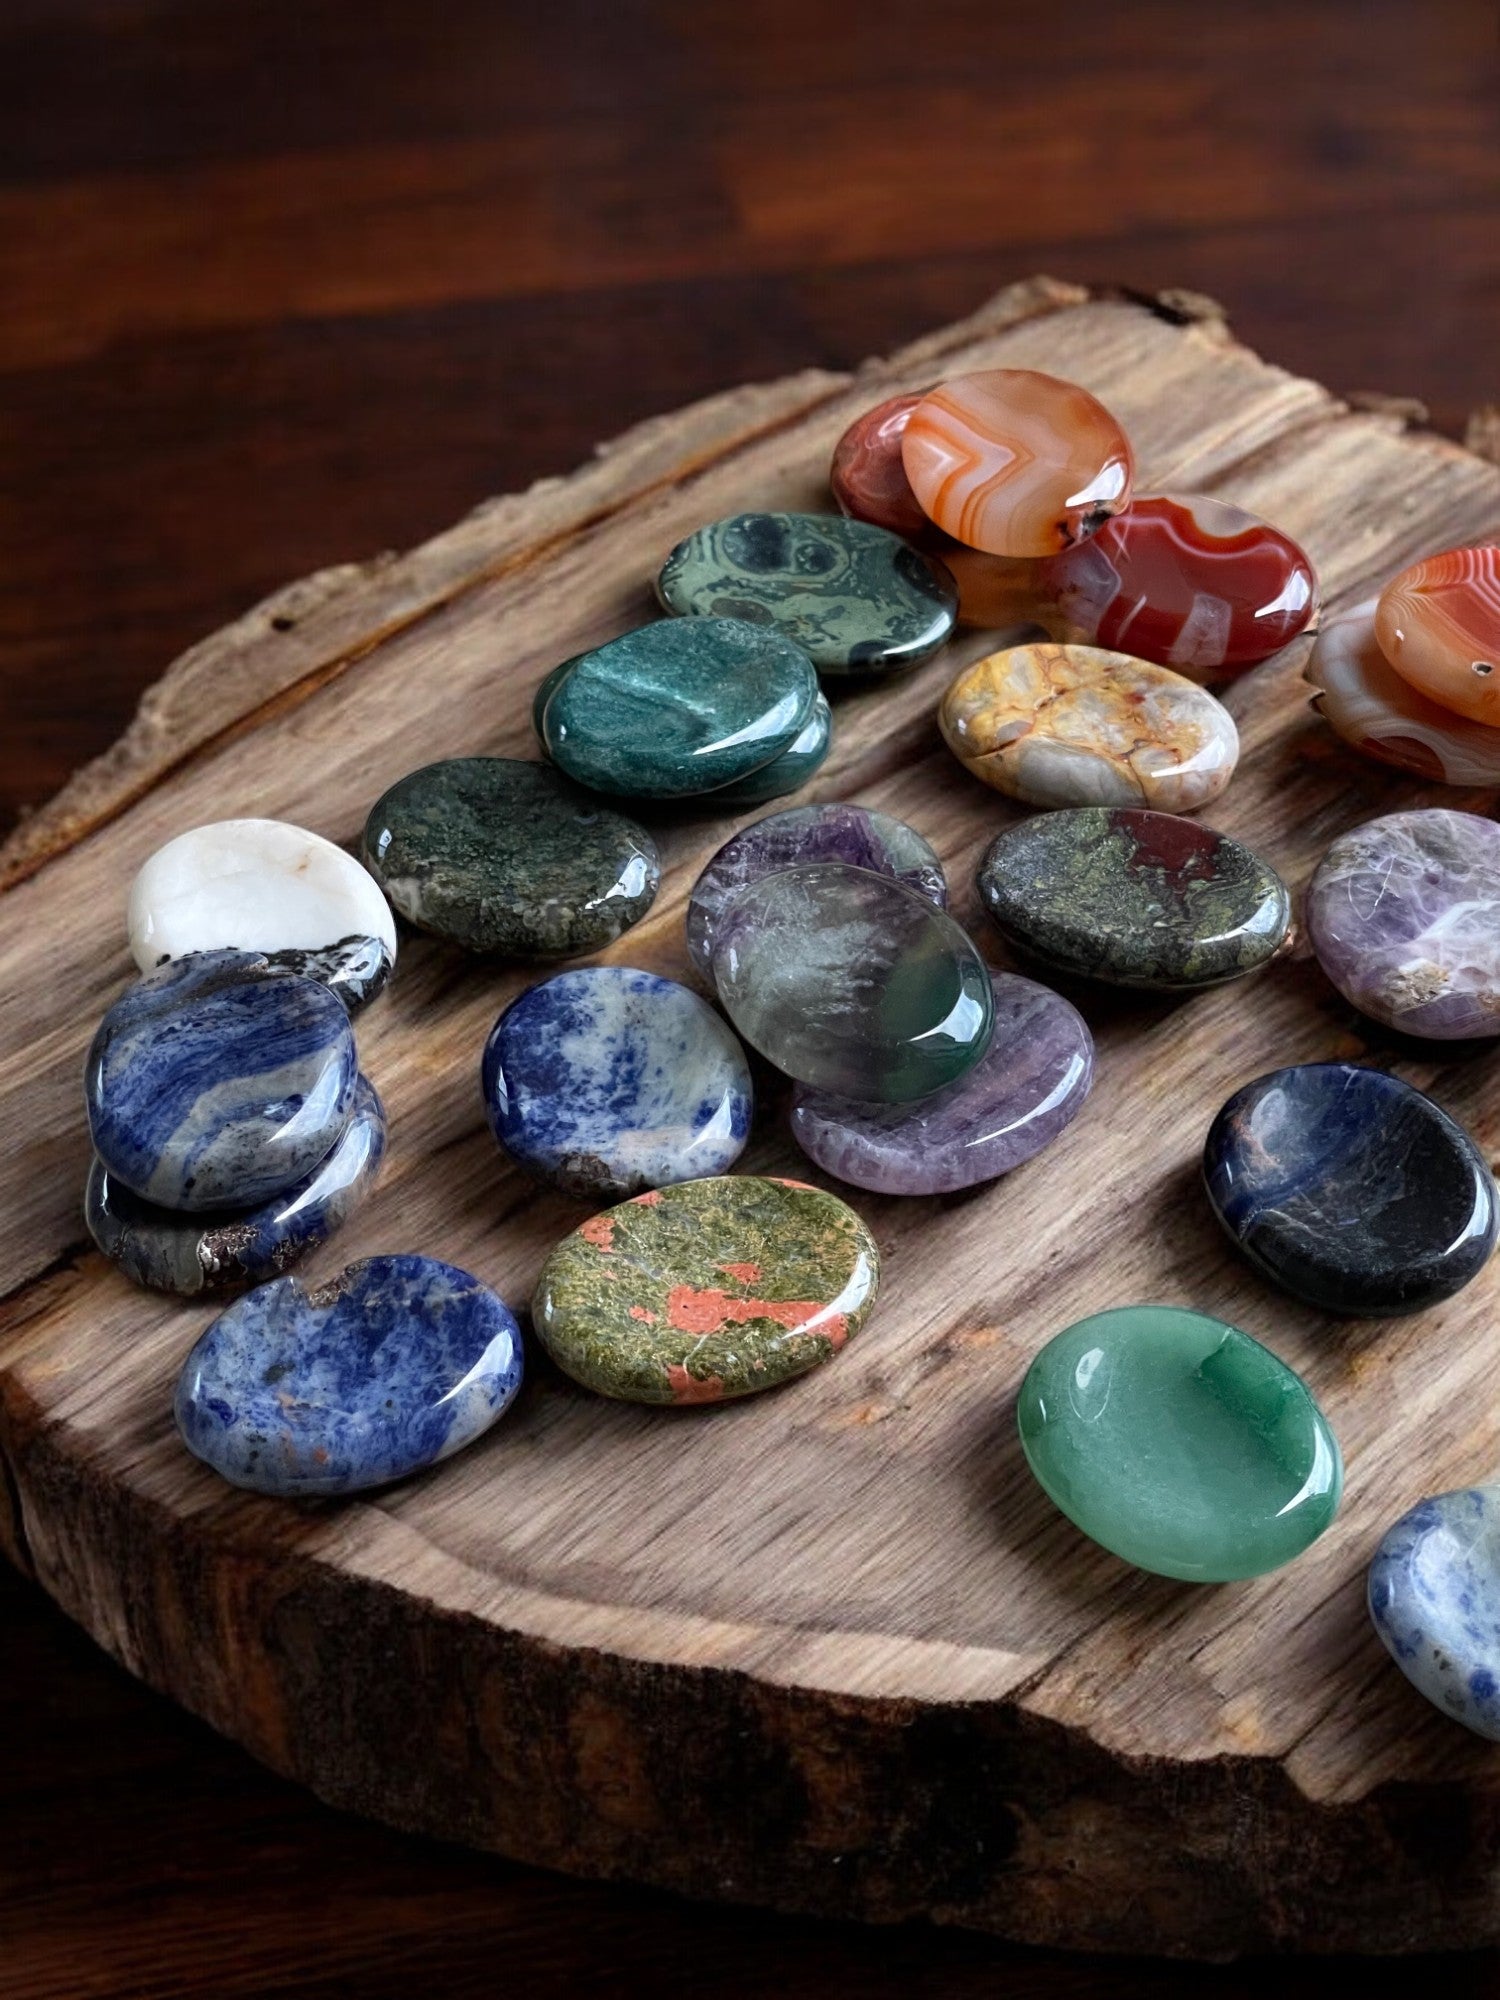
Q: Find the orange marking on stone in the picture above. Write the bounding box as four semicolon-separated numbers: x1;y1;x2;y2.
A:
664;1284;836;1340
628;1304;656;1323
718;1261;761;1284
578;1213;615;1250
665;1364;726;1405
632;1189;663;1206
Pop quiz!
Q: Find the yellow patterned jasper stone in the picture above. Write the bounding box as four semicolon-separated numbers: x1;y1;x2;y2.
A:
939;642;1239;812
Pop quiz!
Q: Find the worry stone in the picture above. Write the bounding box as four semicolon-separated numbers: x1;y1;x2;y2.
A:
86;949;357;1211
939;641;1238;813
363;757;659;957
901;368;1133;557
710;862;993;1102
656;512;958;677
791;972;1092;1194
702;691;833;806
1376;545;1500;724
1203;1064;1497;1316
1305;808;1500;1039
1369;1487;1500;1740
685;802;947;978
1018;1304;1342;1582
175;1255;523;1496
532;1175;879;1405
482;966;752;1201
978;807;1291;991
828;392;934;542
86;1074;387;1295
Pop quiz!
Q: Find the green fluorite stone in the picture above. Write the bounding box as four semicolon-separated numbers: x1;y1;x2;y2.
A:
1017;1305;1342;1582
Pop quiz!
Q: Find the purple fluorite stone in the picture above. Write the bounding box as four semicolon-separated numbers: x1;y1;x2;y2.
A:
790;971;1093;1194
686;803;947;977
1306;808;1500;1039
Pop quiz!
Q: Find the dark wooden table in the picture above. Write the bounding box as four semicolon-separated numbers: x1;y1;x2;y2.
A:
3;3;1498;1990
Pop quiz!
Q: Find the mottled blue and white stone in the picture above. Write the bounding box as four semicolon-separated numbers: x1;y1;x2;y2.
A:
86;1075;386;1295
175;1254;524;1496
1368;1486;1500;1739
86;949;358;1211
482;966;752;1200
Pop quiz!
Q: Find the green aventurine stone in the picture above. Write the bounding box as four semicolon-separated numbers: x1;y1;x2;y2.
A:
1017;1305;1342;1582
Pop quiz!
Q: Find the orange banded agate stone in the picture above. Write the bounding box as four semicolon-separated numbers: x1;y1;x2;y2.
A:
1375;546;1500;725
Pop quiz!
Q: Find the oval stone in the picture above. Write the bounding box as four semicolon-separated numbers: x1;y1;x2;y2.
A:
1018;1304;1343;1582
1369;1487;1500;1739
710;862;994;1102
86;949;357;1211
363;758;659;958
940;641;1239;812
791;972;1092;1194
978;807;1291;990
532;1175;879;1405
1306;808;1500;1039
1375;544;1500;724
1204;1064;1498;1316
175;1255;523;1495
702;691;833;806
482;967;752;1201
828;392;934;542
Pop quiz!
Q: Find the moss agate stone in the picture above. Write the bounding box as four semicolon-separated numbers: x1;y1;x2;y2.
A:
532;1175;879;1405
704;692;833;805
1369;1486;1500;1739
1018;1304;1342;1582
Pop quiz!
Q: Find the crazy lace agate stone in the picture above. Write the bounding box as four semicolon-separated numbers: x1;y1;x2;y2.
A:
1305;809;1500;1039
483;967;752;1200
1204;1064;1498;1316
711;862;993;1102
1018;1304;1342;1582
978;808;1291;990
1306;595;1500;785
791;972;1092;1195
828;392;934;542
704;692;833;805
656;512;959;676
686;802;947;978
86;950;357;1211
176;1255;523;1496
1376;545;1500;724
532;1175;879;1405
1369;1487;1500;1739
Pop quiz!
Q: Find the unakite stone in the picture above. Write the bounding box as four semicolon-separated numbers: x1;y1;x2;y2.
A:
532;1175;879;1404
1369;1486;1500;1739
1018;1304;1342;1582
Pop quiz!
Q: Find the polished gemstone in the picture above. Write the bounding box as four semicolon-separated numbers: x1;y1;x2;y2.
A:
1204;1064;1498;1315
1018;1304;1342;1582
86;1074;386;1295
710;862;994;1101
939;641;1239;812
1369;1487;1500;1740
901;368;1133;557
532;1175;879;1404
656;511;958;677
828;392;934;542
978;807;1291;990
175;1255;523;1496
86;949;357;1211
363;757;659;957
702;691;832;806
686;802;947;978
540;616;819;796
791;971;1092;1194
1376;545;1500;724
1305;808;1500;1039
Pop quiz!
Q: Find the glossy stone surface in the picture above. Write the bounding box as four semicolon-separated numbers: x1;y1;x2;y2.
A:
828;392;933;541
176;1255;523;1496
482;966;752;1200
901;368;1133;557
1306;595;1500;785
540;616;819;796
791;972;1092;1194
86;950;357;1211
532;1175;879;1404
703;691;832;806
710;862;994;1102
1376;545;1500;724
1369;1487;1500;1740
1305;809;1500;1039
656;511;959;677
978;808;1291;990
939;641;1239;812
363;757;660;957
1204;1064;1498;1316
1018;1304;1342;1582
86;1075;386;1295
686;802;947;977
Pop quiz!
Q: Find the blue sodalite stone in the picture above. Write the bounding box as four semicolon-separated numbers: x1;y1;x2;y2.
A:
1369;1486;1500;1739
86;1075;386;1295
1202;1062;1498;1316
482;965;753;1200
175;1254;523;1495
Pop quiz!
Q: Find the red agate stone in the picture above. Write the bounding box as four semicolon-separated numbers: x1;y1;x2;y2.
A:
829;392;934;542
1375;544;1500;724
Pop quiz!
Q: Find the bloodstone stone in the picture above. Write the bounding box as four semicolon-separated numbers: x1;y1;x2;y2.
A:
1203;1064;1498;1315
702;692;833;806
1369;1487;1500;1739
1376;544;1500;724
828;392;934;542
531;1175;879;1405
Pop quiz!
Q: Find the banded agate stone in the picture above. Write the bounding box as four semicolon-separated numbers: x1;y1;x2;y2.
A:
1376;545;1500;724
1370;1487;1500;1739
829;392;933;542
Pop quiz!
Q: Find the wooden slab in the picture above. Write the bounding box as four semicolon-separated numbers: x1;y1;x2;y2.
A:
4;277;1500;1959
